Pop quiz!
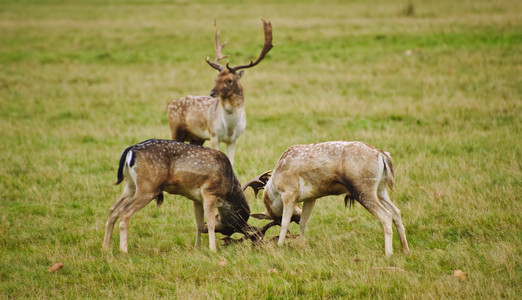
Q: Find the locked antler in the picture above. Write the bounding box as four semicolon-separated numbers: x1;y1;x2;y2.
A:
242;170;271;198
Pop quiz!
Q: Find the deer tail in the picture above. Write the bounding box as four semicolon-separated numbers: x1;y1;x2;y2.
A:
114;146;134;185
381;151;395;192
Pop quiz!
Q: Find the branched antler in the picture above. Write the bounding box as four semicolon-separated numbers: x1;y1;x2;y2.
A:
242;170;271;198
227;18;273;73
205;18;273;73
219;220;300;246
205;20;229;71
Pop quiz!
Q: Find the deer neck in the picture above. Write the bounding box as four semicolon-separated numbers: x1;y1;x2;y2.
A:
216;182;251;235
218;90;244;114
263;181;282;218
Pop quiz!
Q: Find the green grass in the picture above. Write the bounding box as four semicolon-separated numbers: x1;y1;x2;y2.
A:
1;0;521;298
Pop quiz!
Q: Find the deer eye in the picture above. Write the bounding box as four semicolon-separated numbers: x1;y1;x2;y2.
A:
226;79;233;84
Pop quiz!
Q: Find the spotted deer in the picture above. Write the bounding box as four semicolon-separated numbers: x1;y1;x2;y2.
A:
102;139;257;253
245;141;411;256
167;19;273;166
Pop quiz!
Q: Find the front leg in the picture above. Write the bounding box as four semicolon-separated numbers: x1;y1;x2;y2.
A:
277;192;298;246
209;134;219;151
202;193;218;251
225;142;236;166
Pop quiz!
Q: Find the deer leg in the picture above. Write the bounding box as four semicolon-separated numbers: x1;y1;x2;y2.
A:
209;135;219;151
118;191;155;253
170;129;178;141
201;193;218;251
103;183;134;250
277;192;297;246
193;202;204;247
299;199;317;239
358;192;394;257
189;139;205;146
170;124;187;142
225;142;236;166
378;188;410;255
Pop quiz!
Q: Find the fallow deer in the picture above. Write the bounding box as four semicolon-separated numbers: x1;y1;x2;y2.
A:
167;19;273;166
245;141;411;256
102;139;257;253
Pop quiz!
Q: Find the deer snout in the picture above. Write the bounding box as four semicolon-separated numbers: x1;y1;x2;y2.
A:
210;89;217;97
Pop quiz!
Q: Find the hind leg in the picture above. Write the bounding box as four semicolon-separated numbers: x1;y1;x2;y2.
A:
299;199;317;239
118;190;156;253
193;202;204;247
169;122;188;142
378;188;410;254
190;139;205;146
103;183;134;250
358;192;394;257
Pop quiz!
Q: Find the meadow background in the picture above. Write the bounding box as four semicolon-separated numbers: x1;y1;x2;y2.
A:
1;0;520;298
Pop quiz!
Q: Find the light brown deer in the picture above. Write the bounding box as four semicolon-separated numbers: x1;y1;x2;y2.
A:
245;141;411;257
102;139;257;253
167;19;273;166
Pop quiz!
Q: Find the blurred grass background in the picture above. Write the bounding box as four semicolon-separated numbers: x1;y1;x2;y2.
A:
1;0;520;298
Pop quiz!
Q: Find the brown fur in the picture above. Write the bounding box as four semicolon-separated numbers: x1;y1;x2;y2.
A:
102;139;251;253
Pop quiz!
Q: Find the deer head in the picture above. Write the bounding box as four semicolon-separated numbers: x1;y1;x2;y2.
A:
206;19;273;98
201;170;298;246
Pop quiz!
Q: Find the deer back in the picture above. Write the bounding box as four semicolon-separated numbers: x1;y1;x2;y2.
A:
266;141;393;205
120;139;250;233
167;96;219;140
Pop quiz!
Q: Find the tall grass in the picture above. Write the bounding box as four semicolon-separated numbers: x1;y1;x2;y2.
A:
1;0;520;298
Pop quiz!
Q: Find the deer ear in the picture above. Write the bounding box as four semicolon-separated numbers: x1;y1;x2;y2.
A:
251;212;273;220
237;70;244;79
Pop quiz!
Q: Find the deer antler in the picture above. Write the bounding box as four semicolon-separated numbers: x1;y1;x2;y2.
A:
242;170;272;198
227;18;273;73
205;20;229;71
220;220;302;246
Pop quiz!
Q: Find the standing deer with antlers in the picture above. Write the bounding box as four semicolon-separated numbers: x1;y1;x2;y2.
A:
167;19;273;166
245;141;411;257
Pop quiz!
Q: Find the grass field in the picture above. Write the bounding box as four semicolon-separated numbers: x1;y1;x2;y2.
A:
1;0;521;298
